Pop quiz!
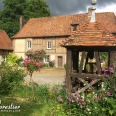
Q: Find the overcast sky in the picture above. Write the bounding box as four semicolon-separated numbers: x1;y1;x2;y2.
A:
0;0;116;16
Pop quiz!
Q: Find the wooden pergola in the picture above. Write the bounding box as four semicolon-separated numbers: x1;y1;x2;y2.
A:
61;22;116;93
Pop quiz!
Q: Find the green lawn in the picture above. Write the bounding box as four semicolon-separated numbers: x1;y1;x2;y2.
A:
0;95;53;116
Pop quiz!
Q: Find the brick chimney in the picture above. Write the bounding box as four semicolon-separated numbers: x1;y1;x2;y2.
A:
20;16;26;30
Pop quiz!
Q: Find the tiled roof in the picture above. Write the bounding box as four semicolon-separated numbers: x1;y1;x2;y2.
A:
0;30;13;50
12;12;116;38
60;22;116;46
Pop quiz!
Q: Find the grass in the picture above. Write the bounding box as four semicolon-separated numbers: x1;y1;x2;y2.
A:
0;84;61;116
0;95;52;116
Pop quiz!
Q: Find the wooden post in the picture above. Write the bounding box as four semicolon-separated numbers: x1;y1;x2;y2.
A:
79;52;85;76
72;50;79;72
95;51;102;74
109;51;115;68
66;48;72;92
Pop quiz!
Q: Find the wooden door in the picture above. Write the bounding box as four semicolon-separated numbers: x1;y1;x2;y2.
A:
58;56;62;68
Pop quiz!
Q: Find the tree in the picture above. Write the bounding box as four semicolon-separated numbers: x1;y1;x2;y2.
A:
0;0;50;37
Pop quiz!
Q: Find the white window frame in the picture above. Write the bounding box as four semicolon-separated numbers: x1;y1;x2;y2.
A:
44;55;50;63
27;41;31;49
47;41;52;49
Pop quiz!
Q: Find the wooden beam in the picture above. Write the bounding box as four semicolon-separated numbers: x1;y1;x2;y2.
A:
72;50;79;72
79;52;85;76
66;48;72;93
95;51;102;74
77;79;101;93
70;73;103;79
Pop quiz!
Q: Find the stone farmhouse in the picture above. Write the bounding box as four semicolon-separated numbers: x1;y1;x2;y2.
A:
0;30;13;64
12;8;116;68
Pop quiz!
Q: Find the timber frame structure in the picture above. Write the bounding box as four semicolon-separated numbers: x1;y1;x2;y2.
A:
61;22;116;93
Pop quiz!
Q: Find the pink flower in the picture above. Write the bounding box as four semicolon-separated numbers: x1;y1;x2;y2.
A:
75;97;79;102
67;97;72;102
73;87;76;90
94;97;98;101
109;67;113;73
24;62;28;66
80;98;84;102
75;93;80;97
55;89;59;93
103;69;106;73
99;93;103;98
91;79;94;82
38;68;40;71
104;74;109;78
25;58;30;60
33;62;36;65
57;97;63;102
71;93;75;97
82;102;86;106
106;92;110;97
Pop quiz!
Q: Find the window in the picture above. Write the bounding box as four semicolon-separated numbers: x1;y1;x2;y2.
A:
47;41;52;49
27;41;31;49
71;24;79;32
27;55;31;59
44;55;49;63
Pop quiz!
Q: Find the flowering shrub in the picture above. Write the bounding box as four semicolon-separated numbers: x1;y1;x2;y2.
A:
24;58;43;81
25;49;46;62
49;66;116;116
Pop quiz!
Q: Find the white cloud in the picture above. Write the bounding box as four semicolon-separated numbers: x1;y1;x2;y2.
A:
96;3;116;14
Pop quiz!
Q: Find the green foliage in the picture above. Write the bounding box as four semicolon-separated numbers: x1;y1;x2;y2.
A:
32;49;46;62
26;49;46;62
43;63;49;67
6;53;19;66
0;0;50;37
64;64;66;70
0;65;27;95
49;60;55;67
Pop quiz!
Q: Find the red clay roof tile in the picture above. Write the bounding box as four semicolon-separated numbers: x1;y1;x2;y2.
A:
12;12;116;38
0;30;13;50
61;22;116;46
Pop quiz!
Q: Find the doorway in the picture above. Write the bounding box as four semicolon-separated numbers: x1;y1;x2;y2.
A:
58;56;62;68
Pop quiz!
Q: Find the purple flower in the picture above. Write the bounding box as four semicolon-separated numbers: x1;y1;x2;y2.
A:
80;98;84;102
71;93;75;97
82;102;86;106
57;97;63;102
67;97;72;102
73;87;76;90
109;67;113;73
106;92;110;97
94;97;98;101
99;93;103;98
75;93;80;97
55;89;59;93
103;69;106;73
75;97;79;102
104;74;110;78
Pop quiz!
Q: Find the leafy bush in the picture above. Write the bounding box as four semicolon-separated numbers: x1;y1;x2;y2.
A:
43;63;49;67
0;65;27;95
49;60;55;67
64;64;66;70
6;53;19;66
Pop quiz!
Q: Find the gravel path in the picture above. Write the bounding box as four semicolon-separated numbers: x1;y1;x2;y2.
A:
24;68;66;86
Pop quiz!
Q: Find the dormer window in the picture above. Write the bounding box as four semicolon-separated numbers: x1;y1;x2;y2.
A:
71;24;79;32
112;33;116;37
